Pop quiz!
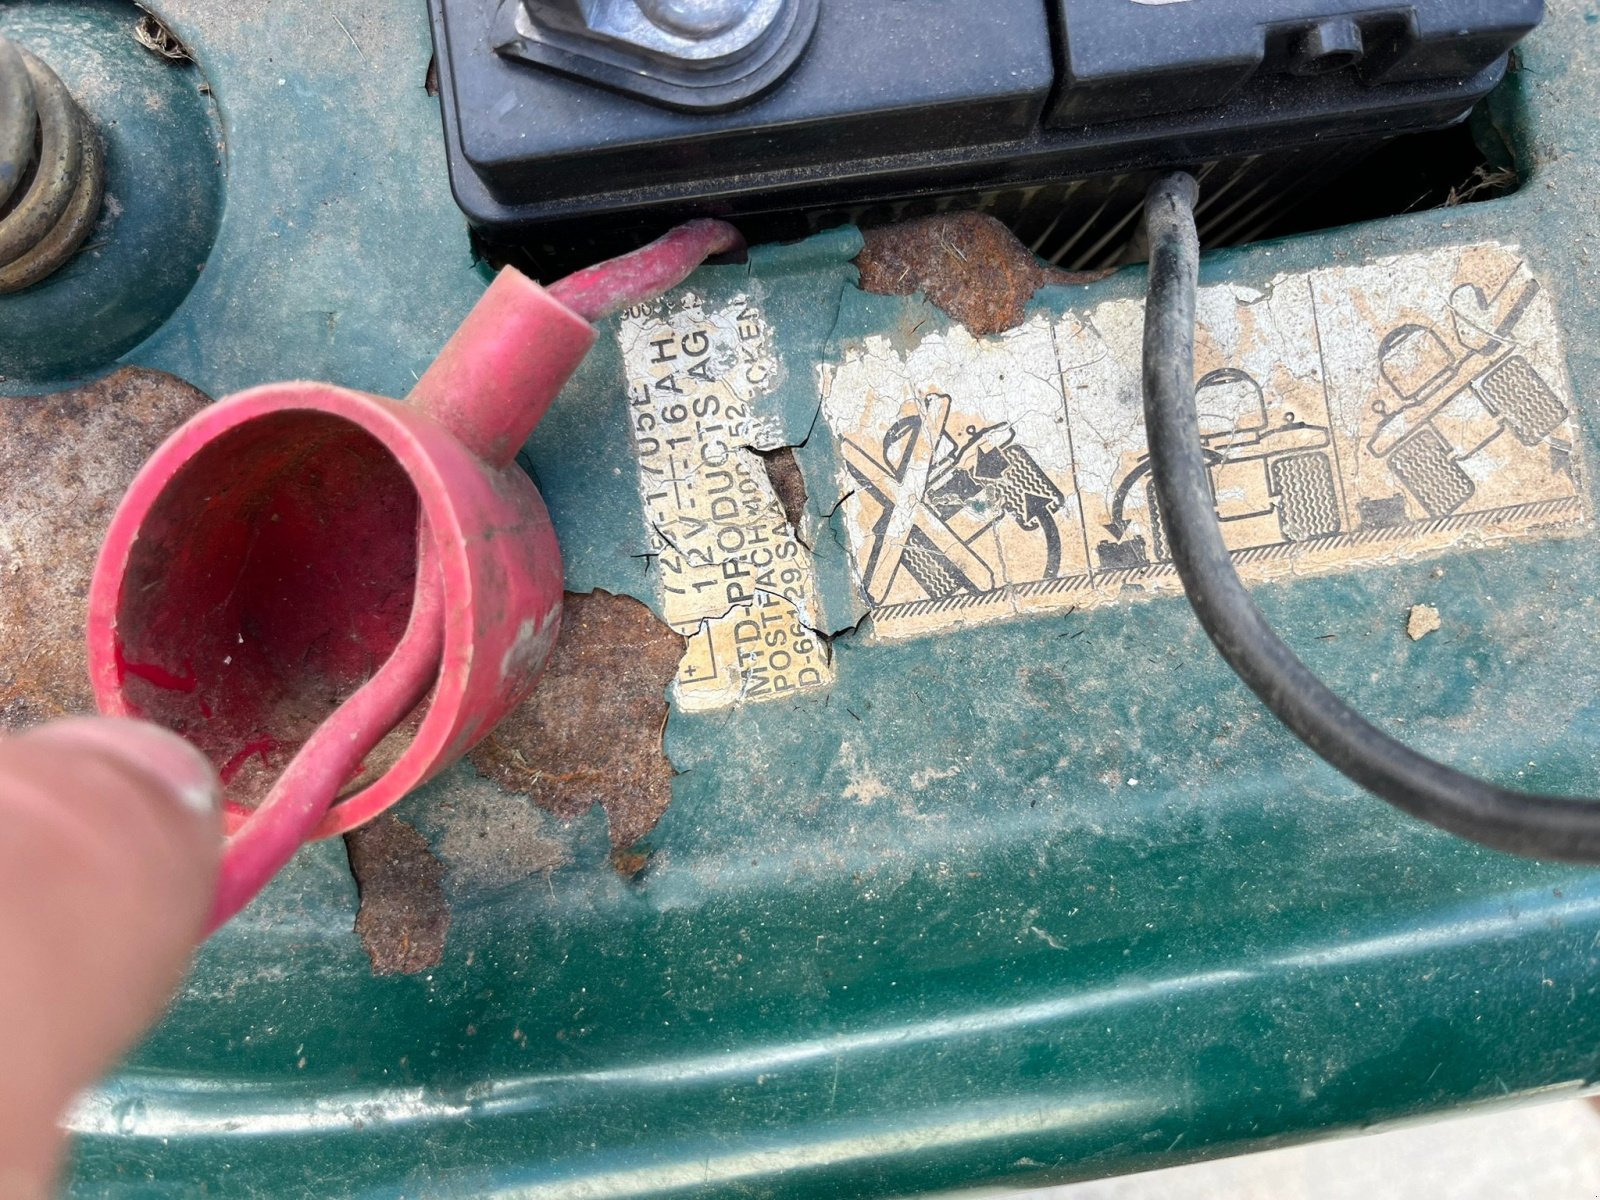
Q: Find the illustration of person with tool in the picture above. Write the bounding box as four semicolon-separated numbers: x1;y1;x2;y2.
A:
840;392;1068;605
1097;367;1340;570
1364;274;1568;519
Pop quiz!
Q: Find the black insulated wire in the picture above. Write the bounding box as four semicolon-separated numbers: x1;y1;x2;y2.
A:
1140;171;1600;863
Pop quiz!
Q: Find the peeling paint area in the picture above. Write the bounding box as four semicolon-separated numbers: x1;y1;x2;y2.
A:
855;212;1110;337
0;368;212;730
343;813;449;976
620;293;833;710
498;606;561;687
821;243;1585;639
471;590;684;856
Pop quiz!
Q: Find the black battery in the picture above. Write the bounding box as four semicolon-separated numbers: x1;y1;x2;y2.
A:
426;0;1540;247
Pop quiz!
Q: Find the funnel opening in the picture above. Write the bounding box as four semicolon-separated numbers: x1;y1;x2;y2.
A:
111;410;424;810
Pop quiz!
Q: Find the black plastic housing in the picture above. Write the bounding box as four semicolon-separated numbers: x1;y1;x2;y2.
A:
426;0;1541;240
1050;0;1542;126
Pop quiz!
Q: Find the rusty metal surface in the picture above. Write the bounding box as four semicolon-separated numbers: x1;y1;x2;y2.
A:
470;589;685;856
344;813;450;976
0;366;210;730
432;779;574;888
856;211;1108;336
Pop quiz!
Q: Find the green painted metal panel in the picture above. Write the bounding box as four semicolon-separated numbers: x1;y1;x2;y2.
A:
4;1;1600;1196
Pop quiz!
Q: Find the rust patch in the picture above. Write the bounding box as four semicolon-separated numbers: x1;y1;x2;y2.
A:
755;445;808;541
470;589;685;859
856;212;1111;337
435;786;572;889
344;813;450;975
0;367;211;732
610;847;651;879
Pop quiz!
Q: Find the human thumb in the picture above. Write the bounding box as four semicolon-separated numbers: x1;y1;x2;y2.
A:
0;718;220;1197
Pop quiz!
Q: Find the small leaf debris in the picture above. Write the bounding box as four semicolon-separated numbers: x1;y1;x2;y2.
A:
133;11;193;61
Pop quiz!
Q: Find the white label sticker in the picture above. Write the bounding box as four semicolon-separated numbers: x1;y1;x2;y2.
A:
620;294;834;710
821;243;1585;640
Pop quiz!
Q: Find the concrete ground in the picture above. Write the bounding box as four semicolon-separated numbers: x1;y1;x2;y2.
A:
1015;1099;1600;1199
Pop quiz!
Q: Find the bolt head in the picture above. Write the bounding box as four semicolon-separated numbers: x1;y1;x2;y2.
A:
637;0;759;38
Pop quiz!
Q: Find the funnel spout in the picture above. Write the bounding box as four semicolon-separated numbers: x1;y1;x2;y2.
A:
407;268;597;469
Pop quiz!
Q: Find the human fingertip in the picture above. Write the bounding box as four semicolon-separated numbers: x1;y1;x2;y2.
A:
19;718;220;823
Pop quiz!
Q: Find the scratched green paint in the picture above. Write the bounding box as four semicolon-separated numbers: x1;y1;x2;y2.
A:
9;0;1600;1196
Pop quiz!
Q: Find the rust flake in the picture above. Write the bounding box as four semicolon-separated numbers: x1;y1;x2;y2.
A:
0;368;211;732
856;212;1111;337
344;813;450;975
470;589;685;861
755;444;808;541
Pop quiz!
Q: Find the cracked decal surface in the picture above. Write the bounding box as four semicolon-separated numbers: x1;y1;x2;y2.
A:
621;294;834;710
821;243;1586;639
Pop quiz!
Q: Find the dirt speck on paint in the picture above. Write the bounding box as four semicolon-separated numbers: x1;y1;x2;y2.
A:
0;368;211;732
856;213;1110;337
344;813;450;975
1407;604;1443;641
470;590;685;861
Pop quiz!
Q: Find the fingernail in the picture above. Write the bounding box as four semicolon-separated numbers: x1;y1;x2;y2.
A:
24;718;220;819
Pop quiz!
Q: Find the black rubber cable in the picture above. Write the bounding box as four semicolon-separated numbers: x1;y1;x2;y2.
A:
1141;171;1600;863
